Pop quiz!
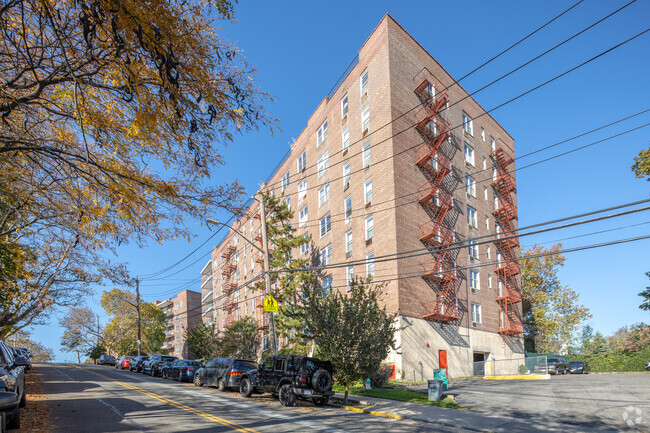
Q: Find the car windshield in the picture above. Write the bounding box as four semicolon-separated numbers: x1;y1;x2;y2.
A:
547;358;561;363
570;361;584;366
233;360;256;370
161;356;176;362
187;361;202;366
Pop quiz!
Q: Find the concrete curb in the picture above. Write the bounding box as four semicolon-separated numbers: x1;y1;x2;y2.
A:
482;374;550;380
342;406;403;419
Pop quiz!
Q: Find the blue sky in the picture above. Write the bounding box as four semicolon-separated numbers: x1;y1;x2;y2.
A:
36;0;650;361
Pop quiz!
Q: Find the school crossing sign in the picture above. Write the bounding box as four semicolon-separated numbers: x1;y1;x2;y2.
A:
263;295;278;313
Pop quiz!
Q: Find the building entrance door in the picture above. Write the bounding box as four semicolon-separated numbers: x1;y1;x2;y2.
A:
439;350;447;372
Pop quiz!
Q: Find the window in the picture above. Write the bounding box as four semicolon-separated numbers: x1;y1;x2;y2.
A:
490;136;496;151
341;95;349;120
471;303;482;324
365;215;374;240
344;196;352;222
480;127;485;141
318;151;329;177
251;255;254;269
343;162;351;188
494;195;499;210
320;213;331;237
346;265;354;290
364;178;373;204
234;233;239;245
482;157;487;170
492;167;497;181
360;69;369;97
243;243;247;257
345;230;353;255
468;240;478;259
462;111;473;136
250;217;254;231
464;143;475;166
361;105;370;133
486;246;491;260
366;252;375;278
342;127;350;152
299;206;308;228
485;216;490;230
465;175;475;197
317;120;328;146
362;141;371;168
298;178;307;200
297;150;306;172
282;170;289;191
319;244;332;266
300;235;309;255
484;187;488;201
488;275;493;289
321;275;333;297
318;182;330;207
467;206;477;228
469;269;479;290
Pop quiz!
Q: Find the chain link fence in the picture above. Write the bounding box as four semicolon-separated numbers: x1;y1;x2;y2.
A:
473;356;547;376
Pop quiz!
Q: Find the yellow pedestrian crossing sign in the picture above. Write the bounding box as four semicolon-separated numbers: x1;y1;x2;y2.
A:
263;295;278;313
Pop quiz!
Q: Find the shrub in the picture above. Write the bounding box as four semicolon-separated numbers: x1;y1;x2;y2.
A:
369;364;393;389
519;364;529;374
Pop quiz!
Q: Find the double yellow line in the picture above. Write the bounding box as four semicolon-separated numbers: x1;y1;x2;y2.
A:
70;364;260;433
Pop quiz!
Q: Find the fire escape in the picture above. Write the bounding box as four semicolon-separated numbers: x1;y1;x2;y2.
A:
491;146;523;335
414;78;459;323
221;242;237;327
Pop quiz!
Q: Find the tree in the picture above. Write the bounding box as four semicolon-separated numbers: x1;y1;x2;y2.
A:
639;272;650;312
0;0;274;335
60;306;100;362
218;317;259;359
631;146;650;180
298;278;398;405
521;244;591;353
5;329;54;362
86;344;107;364
185;323;219;360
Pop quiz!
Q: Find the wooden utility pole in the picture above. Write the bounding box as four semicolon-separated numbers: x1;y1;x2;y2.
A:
259;187;278;355
136;277;142;356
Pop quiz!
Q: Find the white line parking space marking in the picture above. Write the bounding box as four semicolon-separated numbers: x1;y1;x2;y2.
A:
53;367;75;381
96;398;150;432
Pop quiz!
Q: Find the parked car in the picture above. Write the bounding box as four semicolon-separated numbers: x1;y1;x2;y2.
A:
98;355;116;366
568;361;589;374
534;357;568;375
239;355;334;407
142;354;177;377
645;361;650;371
129;356;149;373
116;356;134;370
11;348;31;371
0;390;20;433
194;358;257;391
162;360;202;382
0;339;26;430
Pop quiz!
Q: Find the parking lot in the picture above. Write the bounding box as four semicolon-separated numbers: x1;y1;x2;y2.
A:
445;373;650;431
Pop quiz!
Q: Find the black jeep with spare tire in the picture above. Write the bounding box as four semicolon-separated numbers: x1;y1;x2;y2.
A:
239;355;334;407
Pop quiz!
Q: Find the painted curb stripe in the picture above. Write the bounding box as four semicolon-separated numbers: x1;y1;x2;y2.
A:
482;374;550;380
69;364;260;433
343;406;403;419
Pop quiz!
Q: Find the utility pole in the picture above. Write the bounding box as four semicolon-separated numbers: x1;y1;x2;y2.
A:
258;187;278;355
136;277;142;356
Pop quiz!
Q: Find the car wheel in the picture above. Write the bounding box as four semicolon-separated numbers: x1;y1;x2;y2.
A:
177;371;183;382
194;374;203;387
6;409;19;430
19;390;26;408
239;378;253;398
217;378;225;392
150;367;156;377
278;384;296;407
312;397;329;407
312;369;332;393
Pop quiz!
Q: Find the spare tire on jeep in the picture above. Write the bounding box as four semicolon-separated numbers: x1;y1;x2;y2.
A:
312;369;332;393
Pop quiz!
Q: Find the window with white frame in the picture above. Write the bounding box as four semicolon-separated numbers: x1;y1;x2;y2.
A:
484;186;488;201
492;167;497;181
299;206;308;228
462;111;473;136
318;151;329;177
321;275;333;297
485;216;489;230
250;218;254;231
341;95;349;120
251;255;254;269
344;196;352;222
465;175;475;197
464;143;475;166
318;182;330;207
490;136;496;151
364;178;373;204
346;265;354;290
471;303;482;324
243;223;247;236
244;263;247;275
343;162;351;188
467;205;477;228
342;127;350;152
298;178;307;200
362;141;371;168
243;243;247;257
494;195;499;210
282;170;289;191
468;240;479;259
486;246;491;260
469;269;479;290
361;105;370;133
284;197;291;210
320;213;331;237
319;243;332;266
482;157;487;170
366;251;375;278
317;120;328;146
345;230;353;255
297;150;306;172
360;70;369;97
480;127;485;141
488;275;493;289
300;235;309;255
365;215;374;240
234;233;239;245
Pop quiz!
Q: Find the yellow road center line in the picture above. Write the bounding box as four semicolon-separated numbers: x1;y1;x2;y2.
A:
69;364;260;433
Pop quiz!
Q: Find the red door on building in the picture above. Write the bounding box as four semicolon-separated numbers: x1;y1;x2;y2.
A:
439;350;448;371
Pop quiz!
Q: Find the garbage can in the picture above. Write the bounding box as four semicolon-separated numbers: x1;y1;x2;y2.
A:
427;379;443;401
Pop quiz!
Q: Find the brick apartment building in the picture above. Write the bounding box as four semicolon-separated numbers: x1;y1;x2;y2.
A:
159;289;201;358
200;14;524;378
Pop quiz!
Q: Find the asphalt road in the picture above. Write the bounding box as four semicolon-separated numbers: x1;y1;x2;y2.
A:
447;373;650;432
39;363;462;433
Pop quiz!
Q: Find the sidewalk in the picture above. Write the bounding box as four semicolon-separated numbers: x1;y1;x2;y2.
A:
332;392;619;433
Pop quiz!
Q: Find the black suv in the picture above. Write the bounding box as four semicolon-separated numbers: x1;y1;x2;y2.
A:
239;355;334;407
194;357;257;391
142;354;177;377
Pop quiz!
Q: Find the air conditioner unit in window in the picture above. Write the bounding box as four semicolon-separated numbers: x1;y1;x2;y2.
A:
344;181;350;191
362;128;369;137
361;92;368;102
472;322;478;328
433;235;442;243
471;288;476;293
342;148;349;157
341;115;348;125
365;201;371;209
465;160;472;167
